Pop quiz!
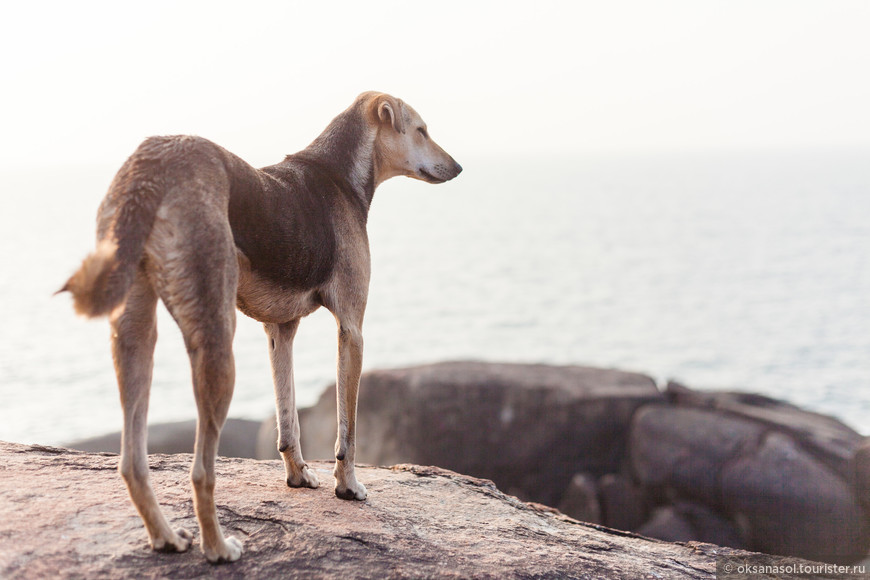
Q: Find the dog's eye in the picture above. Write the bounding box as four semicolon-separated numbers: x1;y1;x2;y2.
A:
417;127;429;139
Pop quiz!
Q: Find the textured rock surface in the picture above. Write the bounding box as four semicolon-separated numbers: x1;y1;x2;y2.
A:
290;361;663;507
0;441;759;579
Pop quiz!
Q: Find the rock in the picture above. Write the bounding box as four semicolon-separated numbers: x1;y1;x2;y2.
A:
630;406;870;563
0;440;766;579
557;473;601;524
636;506;696;543
56;363;870;569
677;503;746;550
722;432;870;563
666;382;864;480
854;438;870;513
637;502;745;549
598;473;648;532
298;361;663;507
257;414;280;459
65;418;263;458
630;406;764;508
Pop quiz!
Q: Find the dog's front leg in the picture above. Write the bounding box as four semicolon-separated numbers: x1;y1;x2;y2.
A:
265;320;320;489
333;321;367;500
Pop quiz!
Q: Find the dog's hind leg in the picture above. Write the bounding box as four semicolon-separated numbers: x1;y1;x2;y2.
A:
265;320;320;489
171;267;242;562
113;271;194;553
185;317;242;564
150;191;243;563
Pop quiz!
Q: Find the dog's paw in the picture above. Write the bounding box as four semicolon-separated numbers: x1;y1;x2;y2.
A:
335;479;367;501
151;527;193;553
286;464;320;489
204;536;243;564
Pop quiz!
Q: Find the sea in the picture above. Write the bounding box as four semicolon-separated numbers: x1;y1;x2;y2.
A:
1;147;868;445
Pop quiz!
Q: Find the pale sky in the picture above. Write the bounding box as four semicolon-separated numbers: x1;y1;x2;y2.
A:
2;1;870;171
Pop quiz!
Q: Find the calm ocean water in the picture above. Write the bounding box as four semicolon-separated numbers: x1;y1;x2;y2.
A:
1;148;868;445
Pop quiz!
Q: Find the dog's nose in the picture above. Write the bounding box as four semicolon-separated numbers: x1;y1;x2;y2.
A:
453;161;463;176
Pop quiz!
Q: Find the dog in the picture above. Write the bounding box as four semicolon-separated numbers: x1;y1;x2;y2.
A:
60;91;462;563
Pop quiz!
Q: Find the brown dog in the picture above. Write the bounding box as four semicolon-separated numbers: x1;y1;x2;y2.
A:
61;92;461;562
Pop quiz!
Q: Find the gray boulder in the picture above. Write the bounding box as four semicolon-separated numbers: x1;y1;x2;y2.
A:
597;472;649;532
557;473;601;524
294;361;663;507
630;406;764;508
630;402;870;563
666;382;864;480
635;506;698;543
636;502;745;548
722;432;869;562
854;438;870;513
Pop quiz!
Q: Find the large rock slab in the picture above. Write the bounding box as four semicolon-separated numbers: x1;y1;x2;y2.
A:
291;361;663;507
0;441;759;579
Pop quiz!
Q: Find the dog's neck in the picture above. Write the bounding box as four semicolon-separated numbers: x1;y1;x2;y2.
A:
290;103;380;209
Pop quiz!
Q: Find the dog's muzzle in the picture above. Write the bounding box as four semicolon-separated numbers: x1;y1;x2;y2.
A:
418;161;463;183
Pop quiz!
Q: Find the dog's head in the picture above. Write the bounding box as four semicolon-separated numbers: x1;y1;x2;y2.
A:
363;92;462;186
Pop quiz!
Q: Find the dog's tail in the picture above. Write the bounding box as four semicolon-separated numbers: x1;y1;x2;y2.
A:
59;154;166;318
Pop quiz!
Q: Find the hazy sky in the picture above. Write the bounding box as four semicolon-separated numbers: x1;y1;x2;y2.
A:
2;1;870;170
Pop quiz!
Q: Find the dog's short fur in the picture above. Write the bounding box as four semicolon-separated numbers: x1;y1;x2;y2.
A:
61;92;461;563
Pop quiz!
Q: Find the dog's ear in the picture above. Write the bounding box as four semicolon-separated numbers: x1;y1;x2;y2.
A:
376;95;406;135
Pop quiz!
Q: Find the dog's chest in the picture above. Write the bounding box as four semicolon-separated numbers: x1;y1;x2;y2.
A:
234;257;323;323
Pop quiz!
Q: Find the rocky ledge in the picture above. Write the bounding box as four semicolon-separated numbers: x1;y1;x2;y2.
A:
65;361;870;567
0;441;841;579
